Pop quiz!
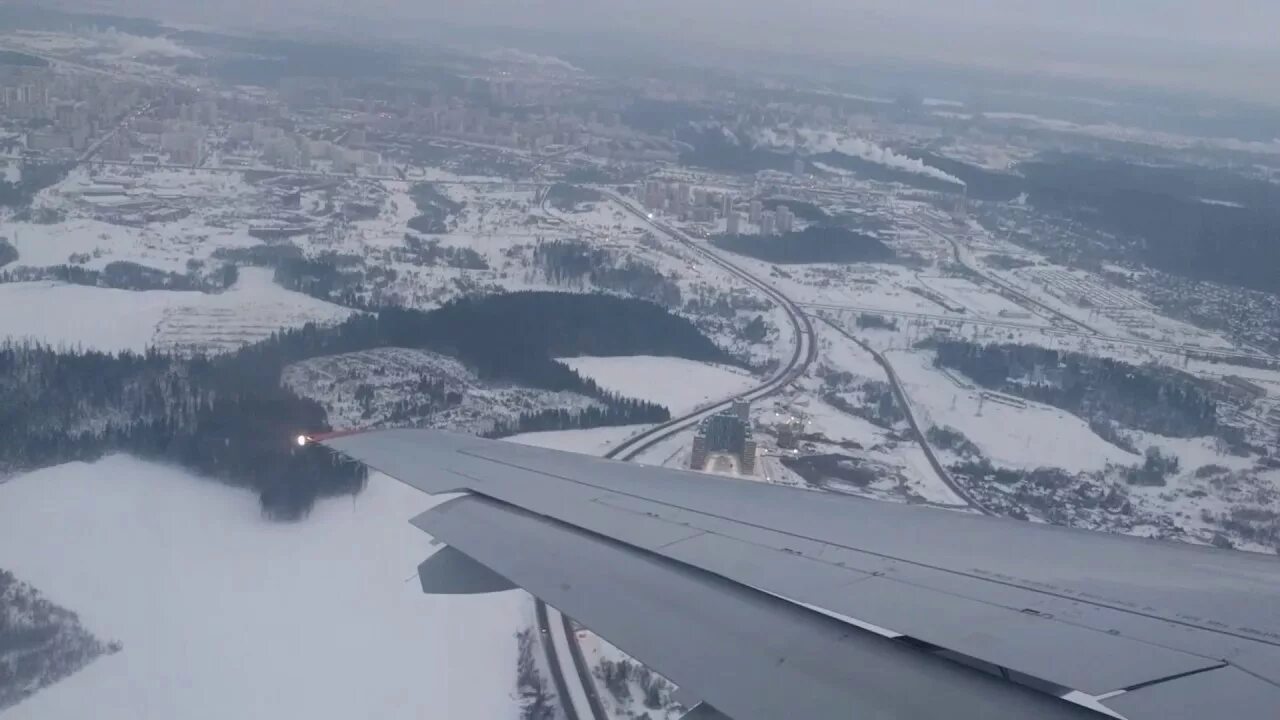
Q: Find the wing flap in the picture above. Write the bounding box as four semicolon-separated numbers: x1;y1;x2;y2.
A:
416;545;517;594
655;528;1223;694
1105;666;1280;719
414;494;1102;720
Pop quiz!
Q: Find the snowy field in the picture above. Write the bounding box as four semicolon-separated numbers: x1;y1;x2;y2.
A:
980;259;1239;349
5;217;223;273
0;268;351;354
775;324;970;506
701;250;1052;332
0;425;662;718
14;167;790;364
773;264;960;316
509;425;648;455
820;304;1279;397
0;457;523;720
886;348;1140;473
1;158;20;183
559;356;757;416
13;168;265;272
916;275;1045;320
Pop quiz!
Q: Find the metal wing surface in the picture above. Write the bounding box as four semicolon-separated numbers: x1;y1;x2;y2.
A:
320;429;1280;719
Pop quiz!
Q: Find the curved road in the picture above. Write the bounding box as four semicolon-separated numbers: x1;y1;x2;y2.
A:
815;315;992;514
924;221;1102;336
536;600;582;720
536;193;817;720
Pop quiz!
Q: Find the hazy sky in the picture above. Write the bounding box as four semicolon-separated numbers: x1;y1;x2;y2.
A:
71;0;1280;103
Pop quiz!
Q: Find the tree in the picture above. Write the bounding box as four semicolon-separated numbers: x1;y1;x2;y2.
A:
643;682;662;709
0;291;727;520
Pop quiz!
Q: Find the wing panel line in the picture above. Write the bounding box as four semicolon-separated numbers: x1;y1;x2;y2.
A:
451;447;1280;649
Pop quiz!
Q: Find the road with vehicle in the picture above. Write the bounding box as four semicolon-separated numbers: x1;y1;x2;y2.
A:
536;192;818;720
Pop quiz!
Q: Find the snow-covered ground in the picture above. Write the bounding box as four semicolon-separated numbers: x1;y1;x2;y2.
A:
559;356;757;416
285;347;604;435
509;425;648;455
915;275;1040;318
576;632;683;720
887;348;1140;473
1;158;20;183
543;194;790;367
0;268;351;354
987;262;1238;349
14;166;788;365
0;571;114;712
792;394;886;449
629;427;696;470
761;322;972;506
13;168;266;273
0;457;523;720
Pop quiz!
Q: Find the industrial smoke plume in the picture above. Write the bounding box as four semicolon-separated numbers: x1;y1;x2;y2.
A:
755;128;966;186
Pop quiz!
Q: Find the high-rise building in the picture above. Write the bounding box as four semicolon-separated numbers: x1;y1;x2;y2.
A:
748;199;763;225
760;210;776;236
726;211;740;235
261;136;299;168
721;193;731;217
199;100;218;126
644;180;665;211
26;130;72;151
741;438;757;475
161;128;205;165
690;433;709;471
776;205;793;234
672;183;690;215
689;406;755;476
732;399;751;423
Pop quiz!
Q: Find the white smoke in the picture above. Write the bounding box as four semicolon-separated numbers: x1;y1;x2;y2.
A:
751;127;795;151
484;48;583;74
828;136;966;187
753;127;965;187
94;29;203;59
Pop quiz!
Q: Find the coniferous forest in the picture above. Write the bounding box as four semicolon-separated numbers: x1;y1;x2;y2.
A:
533;240;682;307
932;340;1221;438
1;292;727;520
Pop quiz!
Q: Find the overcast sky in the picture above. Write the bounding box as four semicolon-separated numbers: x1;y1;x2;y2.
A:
76;0;1280;104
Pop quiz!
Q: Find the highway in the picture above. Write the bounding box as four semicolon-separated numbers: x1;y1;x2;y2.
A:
535;601;583;720
77;102;151;165
535;191;817;720
917;215;1273;365
914;215;1102;335
816;316;991;514
802;301;1276;364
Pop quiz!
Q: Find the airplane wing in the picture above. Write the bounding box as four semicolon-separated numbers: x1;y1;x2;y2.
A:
318;429;1280;720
